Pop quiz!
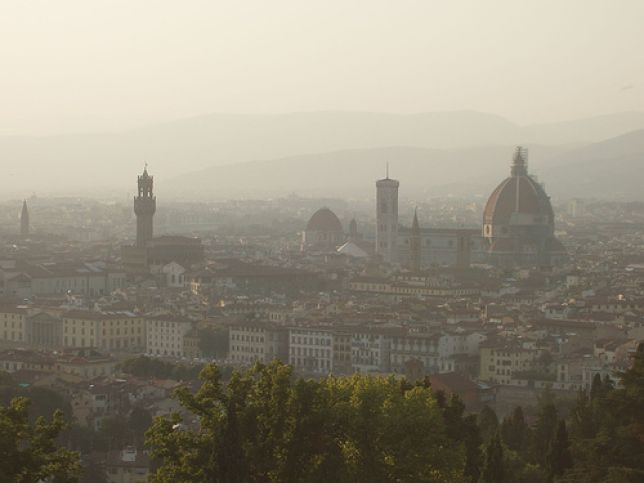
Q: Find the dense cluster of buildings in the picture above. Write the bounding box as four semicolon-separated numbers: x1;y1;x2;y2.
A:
0;147;642;479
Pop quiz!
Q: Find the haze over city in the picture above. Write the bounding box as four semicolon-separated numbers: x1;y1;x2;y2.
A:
1;2;644;482
1;1;644;199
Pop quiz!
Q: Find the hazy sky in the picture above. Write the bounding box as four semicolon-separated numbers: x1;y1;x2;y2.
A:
1;0;643;135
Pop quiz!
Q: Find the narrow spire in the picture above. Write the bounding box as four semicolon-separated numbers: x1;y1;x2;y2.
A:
386;162;389;179
412;207;419;231
410;207;421;272
20;200;30;237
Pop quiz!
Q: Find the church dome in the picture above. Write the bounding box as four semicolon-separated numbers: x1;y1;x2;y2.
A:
306;208;343;233
483;148;554;227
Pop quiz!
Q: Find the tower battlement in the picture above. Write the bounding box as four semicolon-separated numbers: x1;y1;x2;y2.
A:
134;166;156;247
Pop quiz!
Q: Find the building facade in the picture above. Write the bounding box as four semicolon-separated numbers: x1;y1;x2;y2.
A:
0;306;27;345
145;316;193;358
62;311;146;351
228;322;288;364
288;327;334;374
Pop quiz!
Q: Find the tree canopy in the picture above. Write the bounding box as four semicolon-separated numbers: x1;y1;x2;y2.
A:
146;361;471;482
0;397;80;483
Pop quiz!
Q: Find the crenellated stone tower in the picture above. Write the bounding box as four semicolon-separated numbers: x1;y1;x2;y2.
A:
133;165;156;247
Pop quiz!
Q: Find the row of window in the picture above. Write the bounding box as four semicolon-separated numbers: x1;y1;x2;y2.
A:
290;357;332;370
290;336;331;346
290;347;331;358
231;334;264;342
231;345;264;354
1;331;23;341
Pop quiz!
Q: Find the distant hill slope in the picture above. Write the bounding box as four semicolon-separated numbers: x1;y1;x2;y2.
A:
167;144;571;199
542;129;644;200
170;129;644;200
1;110;643;198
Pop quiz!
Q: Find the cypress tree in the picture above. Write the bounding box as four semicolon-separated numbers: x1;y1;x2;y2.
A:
501;405;527;451
547;420;573;480
480;431;504;483
531;402;558;465
589;373;603;401
570;389;595;439
478;405;499;443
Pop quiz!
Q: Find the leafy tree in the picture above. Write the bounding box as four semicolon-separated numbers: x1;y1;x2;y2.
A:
480;431;504;483
547;420;573;480
564;343;644;480
146;361;467;482
0;397;80;482
0;373;73;421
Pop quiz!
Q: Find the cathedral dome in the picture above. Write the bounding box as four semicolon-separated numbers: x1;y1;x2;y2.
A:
483;148;554;227
305;208;343;233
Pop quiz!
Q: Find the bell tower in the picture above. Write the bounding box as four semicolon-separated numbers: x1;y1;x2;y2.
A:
133;165;156;247
376;165;399;263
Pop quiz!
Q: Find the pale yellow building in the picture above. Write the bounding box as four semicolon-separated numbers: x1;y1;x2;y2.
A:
0;305;28;344
145;315;193;358
479;344;539;385
62;310;146;351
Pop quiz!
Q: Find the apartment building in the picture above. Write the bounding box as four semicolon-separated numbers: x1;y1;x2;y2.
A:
0;305;28;344
289;327;334;374
228;322;288;364
62;310;146;351
351;329;391;373
145;315;193;358
479;343;539;385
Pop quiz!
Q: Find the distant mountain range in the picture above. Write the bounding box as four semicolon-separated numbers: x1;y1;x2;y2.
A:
542;129;644;199
1;110;643;199
167;144;571;199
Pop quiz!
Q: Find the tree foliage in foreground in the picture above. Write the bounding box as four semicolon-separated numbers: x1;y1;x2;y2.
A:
0;397;80;482
145;344;644;483
562;345;644;482
146;361;470;483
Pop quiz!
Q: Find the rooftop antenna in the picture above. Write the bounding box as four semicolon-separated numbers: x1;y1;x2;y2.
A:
386;162;389;179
